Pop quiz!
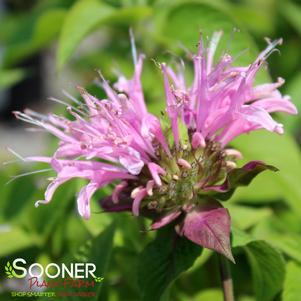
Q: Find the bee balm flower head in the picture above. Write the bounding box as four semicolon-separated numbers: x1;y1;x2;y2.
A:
14;32;297;262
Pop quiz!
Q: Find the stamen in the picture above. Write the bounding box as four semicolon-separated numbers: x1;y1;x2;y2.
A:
129;28;138;66
48;97;88;117
24;109;49;121
6;147;26;162
62;90;84;106
6;168;52;185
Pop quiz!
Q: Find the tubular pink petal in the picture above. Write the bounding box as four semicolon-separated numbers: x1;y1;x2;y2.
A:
241;106;284;134
191;132;206;149
151;211;182;230
112;181;128;204
252;77;285;99
119;152;144;175
148;162;166;186
132;188;147;216
77;182;99;219
146;180;155;196
34;178;69;208
252;98;298;115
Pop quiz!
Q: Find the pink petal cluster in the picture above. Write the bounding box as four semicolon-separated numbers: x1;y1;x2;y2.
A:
162;32;296;148
14;32;297;261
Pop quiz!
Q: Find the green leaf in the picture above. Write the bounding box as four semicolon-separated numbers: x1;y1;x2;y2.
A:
57;0;114;70
231;228;285;301
138;226;202;301
19;180;78;244
191;289;223;301
231;131;301;216
245;241;285;301
33;9;67;45
225;204;272;230
45;223;115;301
57;0;152;69
3;8;66;67
231;226;255;248
283;261;301;301
0;226;38;258
86;223;115;299
282;71;301;132
280;0;301;36
252;218;301;263
0;68;27;91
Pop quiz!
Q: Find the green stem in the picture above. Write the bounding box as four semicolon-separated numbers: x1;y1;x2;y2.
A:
218;254;234;301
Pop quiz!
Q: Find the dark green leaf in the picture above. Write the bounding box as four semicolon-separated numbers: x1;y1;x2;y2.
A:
282;71;301;132
245;241;285;301
41;223;115;301
231;228;285;301
138;226;202;301
280;0;301;36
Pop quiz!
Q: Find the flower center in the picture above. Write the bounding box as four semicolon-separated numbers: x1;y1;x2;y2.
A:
142;140;228;213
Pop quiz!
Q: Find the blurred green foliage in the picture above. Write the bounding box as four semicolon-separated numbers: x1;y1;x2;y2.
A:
1;0;301;300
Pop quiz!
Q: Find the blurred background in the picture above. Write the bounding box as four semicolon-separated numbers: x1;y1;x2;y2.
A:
0;0;301;300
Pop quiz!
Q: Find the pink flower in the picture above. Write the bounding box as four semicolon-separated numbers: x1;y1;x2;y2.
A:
14;32;297;261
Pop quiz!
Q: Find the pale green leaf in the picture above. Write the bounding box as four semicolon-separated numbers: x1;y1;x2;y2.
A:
252;218;301;263
57;0;152;69
0;68;27;91
231;131;301;217
0;226;38;257
225;204;272;230
161;1;269;83
57;0;114;70
283;261;301;301
192;289;223;301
